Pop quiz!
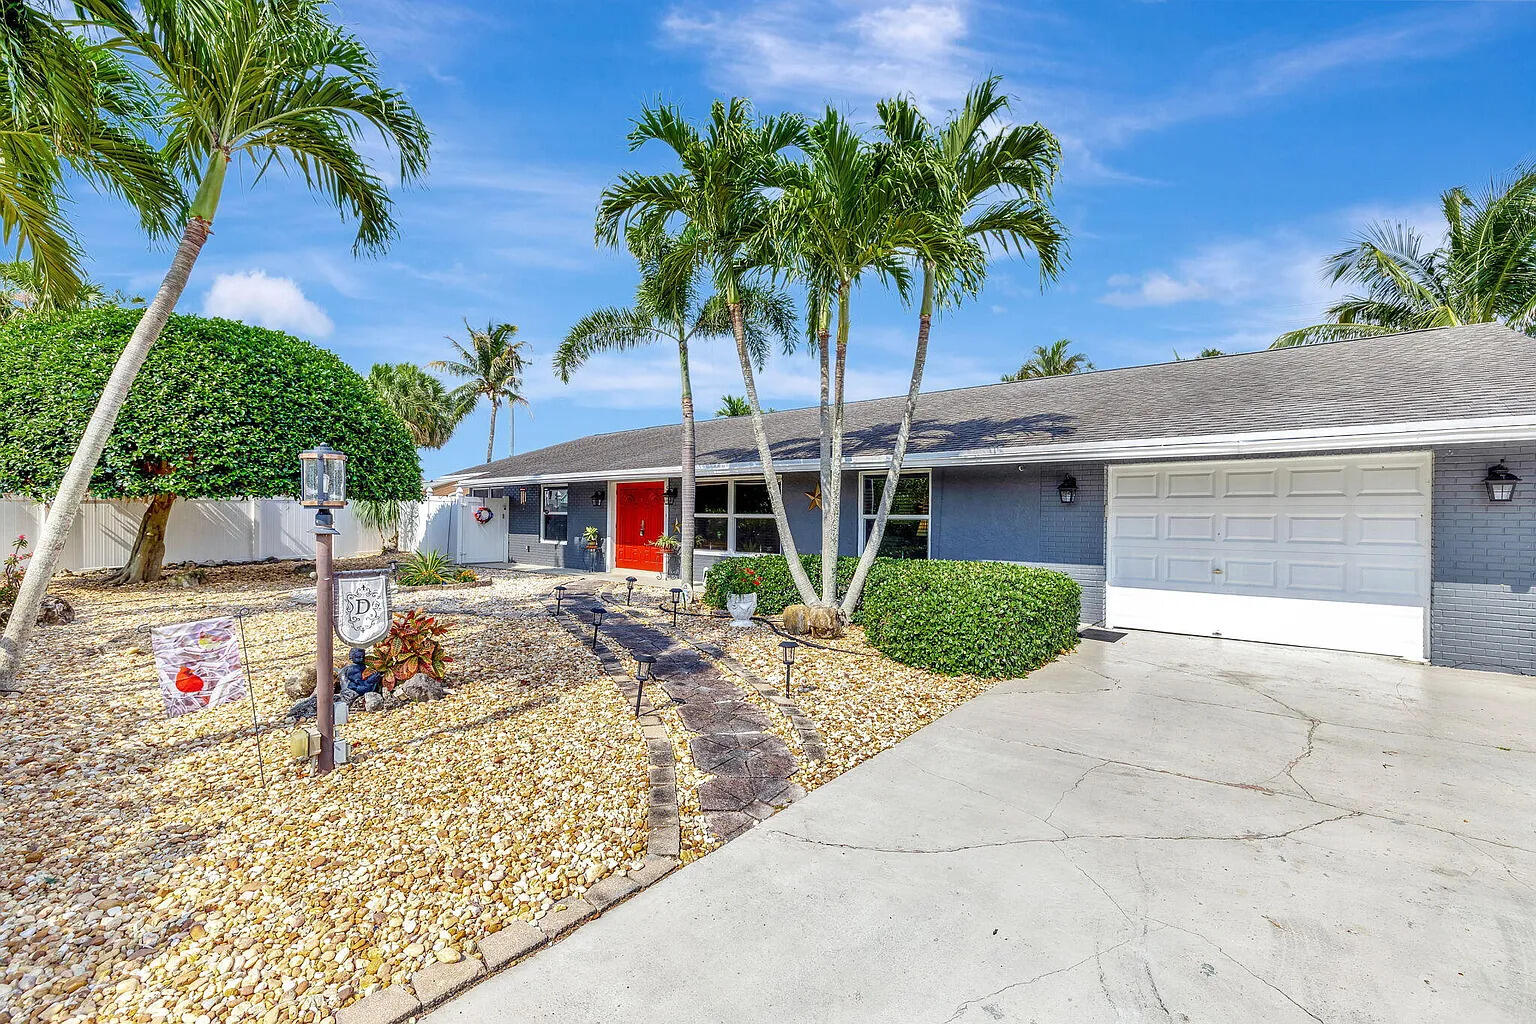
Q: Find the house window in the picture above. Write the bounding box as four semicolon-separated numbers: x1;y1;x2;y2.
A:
861;471;930;559
692;479;781;554
541;485;568;543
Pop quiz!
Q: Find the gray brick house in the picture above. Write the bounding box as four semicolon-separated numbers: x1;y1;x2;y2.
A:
440;324;1536;675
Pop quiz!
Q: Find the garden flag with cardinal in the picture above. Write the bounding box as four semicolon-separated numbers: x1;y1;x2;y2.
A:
151;617;247;718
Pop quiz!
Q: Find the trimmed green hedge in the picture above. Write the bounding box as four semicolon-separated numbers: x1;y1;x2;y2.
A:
858;560;1080;677
702;554;861;615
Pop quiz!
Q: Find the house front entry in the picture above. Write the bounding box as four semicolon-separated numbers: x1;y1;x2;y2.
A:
615;481;666;572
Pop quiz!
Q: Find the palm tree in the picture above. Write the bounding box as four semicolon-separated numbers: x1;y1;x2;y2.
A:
366;362;467;449
0;0;429;692
597;98;823;606
1174;347;1225;360
431;320;528;462
556;229;794;588
842;79;1065;614
1002;338;1091;380
0;4;181;304
715;395;752;417
1273;169;1536;347
0;261;139;319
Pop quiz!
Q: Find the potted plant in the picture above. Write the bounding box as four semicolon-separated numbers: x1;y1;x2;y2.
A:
582;526;602;571
719;563;762;628
650;526;681;579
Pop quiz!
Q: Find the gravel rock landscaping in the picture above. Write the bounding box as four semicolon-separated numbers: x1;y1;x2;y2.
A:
1;563;1022;1024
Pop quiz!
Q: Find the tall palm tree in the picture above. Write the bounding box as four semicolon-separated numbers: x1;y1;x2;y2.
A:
1273;168;1536;347
597;98;823;606
1002;338;1091;380
842;79;1065;614
0;0;430;692
556;229;794;588
0;260;138;319
0;3;181;304
431;320;528;462
366;362;467;449
715;394;752;417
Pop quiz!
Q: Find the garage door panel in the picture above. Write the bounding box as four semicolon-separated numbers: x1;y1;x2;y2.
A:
1106;453;1430;660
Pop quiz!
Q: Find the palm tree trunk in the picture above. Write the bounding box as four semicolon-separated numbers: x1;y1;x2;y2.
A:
486;397;498;463
816;294;835;604
843;263;934;615
726;289;817;606
0;211;215;692
824;282;851;609
111;494;177;585
677;335;697;591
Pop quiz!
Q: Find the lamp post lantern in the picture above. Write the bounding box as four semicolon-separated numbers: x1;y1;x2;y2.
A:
669;587;683;629
625;576;637;605
591;605;606;649
779;640;798;698
299;444;348;775
633;653;655;716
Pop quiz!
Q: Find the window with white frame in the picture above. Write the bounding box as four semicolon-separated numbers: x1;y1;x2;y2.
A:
860;471;930;558
541;485;569;543
693;479;781;554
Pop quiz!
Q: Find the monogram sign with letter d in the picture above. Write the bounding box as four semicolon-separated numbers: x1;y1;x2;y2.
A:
333;569;394;647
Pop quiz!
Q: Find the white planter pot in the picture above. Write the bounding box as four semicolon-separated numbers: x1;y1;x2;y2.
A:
726;592;758;628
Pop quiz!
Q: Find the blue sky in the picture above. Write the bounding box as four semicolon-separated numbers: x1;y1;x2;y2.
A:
68;1;1536;480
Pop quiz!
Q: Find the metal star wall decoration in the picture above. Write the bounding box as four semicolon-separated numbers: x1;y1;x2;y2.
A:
805;484;822;510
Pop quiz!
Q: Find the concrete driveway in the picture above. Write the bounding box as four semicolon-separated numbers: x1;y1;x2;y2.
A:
427;631;1536;1023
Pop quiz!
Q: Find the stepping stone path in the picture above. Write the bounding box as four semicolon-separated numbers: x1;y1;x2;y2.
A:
544;583;809;842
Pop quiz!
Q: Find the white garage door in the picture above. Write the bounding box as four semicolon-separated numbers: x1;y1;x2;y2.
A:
1106;453;1431;660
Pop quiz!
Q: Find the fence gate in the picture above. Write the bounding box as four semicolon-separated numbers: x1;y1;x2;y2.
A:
455;496;508;564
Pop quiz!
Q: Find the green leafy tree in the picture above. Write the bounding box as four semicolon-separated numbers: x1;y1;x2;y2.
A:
840;79;1065;614
0;0;429;692
1001;338;1090;381
431;320;528;462
555;229;793;587
0;309;422;584
715;394;752;417
0;2;181;304
596;98;821;604
1274;168;1536;347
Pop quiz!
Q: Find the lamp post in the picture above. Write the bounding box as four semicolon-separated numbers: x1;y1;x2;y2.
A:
625;576;637;605
299;444;347;775
669;587;683;629
591;605;606;649
779;640;798;698
633;653;655;716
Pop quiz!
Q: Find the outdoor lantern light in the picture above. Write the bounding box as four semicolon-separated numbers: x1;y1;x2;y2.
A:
779;640;798;698
1485;461;1520;502
663;485;679;500
633;653;655;715
591;606;606;648
591;489;606;508
553;584;567;614
669;587;684;628
299;444;348;509
625;576;637;605
1057;475;1078;504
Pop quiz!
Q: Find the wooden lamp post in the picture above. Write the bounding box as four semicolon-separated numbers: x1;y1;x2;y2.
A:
300;444;347;775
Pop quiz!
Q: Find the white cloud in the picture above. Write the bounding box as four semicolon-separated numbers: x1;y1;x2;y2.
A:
201;270;335;338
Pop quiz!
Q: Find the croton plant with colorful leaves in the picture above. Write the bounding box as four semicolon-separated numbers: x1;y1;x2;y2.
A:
366;609;451;692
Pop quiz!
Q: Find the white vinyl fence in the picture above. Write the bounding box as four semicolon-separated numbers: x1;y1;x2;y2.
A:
0;496;459;573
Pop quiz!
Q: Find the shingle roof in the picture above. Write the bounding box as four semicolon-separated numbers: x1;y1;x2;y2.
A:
449;323;1536;482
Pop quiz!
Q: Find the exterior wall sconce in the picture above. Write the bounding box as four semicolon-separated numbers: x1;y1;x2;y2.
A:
1057;475;1078;504
1486;461;1520;502
663;485;680;500
591;489;606;507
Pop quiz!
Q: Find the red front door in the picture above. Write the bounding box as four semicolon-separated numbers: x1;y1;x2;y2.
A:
615;482;666;572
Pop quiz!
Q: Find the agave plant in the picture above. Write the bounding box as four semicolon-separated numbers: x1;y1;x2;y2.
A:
396;549;454;587
366;609;450;692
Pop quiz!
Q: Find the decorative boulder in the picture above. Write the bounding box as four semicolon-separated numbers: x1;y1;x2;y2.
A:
781;603;845;638
37;595;74;626
362;691;384;713
285;696;318;722
396;672;446;702
171;569;209;589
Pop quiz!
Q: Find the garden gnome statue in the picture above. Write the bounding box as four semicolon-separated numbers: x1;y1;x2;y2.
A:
341;647;381;697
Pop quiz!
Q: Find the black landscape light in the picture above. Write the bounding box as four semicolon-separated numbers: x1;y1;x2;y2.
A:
591;605;606;648
634;653;655;715
1485;461;1519;502
553;584;567;614
780;639;798;698
669;587;683;628
625;576;637;605
1057;475;1078;504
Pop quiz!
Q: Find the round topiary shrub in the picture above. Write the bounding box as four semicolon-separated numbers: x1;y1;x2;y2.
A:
855;560;1080;677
